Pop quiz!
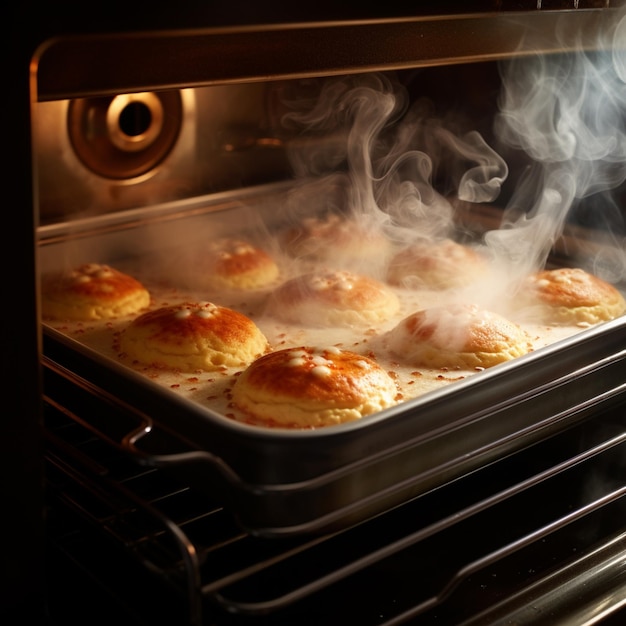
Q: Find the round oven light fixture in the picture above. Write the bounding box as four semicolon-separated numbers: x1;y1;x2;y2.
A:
106;92;164;153
68;91;182;180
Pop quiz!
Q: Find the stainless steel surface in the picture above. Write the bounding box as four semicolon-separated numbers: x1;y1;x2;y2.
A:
68;92;176;175
38;188;626;535
42;391;626;624
35;90;197;219
26;4;626;624
33;10;624;100
35;82;294;220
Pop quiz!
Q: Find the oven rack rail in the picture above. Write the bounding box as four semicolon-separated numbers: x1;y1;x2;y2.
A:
43;375;626;626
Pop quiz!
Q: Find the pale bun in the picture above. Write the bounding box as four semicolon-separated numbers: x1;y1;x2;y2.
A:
268;269;400;327
520;267;626;325
120;301;269;371
231;346;399;428
41;263;150;321
388;303;532;369
387;239;487;289
173;238;279;291
281;214;392;266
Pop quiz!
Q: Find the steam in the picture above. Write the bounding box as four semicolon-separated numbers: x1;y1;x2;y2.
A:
282;73;508;245
45;11;626;311
488;11;626;281
280;9;626;299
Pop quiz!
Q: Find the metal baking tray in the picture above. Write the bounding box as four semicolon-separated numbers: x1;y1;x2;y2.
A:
39;187;626;536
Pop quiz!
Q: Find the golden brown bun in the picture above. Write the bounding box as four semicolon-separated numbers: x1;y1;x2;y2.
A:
268;270;400;327
231;346;399;428
174;238;280;291
388;303;532;369
119;301;269;371
41;263;150;321
521;268;626;325
387;239;488;289
281;214;392;265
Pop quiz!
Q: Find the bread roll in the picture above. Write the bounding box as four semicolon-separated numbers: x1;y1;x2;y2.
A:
268;269;400;327
388;303;532;369
281;214;392;266
520;267;626;325
171;238;279;291
231;346;399;428
120;301;269;371
41;263;150;321
387;239;487;289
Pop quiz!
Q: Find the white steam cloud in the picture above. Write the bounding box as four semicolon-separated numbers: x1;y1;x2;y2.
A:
282;73;508;245
488;10;626;281
280;9;626;293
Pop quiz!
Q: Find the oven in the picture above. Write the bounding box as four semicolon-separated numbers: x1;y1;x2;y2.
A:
6;2;626;625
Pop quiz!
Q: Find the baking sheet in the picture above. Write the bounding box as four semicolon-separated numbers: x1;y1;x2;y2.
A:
42;259;587;428
38;194;626;535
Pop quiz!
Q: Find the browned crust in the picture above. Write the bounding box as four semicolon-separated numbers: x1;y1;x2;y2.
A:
119;301;269;371
127;301;262;347
271;270;399;325
41;263;150;320
43;263;146;302
528;268;624;308
236;346;392;405
402;307;524;353
389;303;532;369
231;345;399;428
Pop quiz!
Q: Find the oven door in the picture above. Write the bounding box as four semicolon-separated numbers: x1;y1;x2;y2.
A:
23;4;626;624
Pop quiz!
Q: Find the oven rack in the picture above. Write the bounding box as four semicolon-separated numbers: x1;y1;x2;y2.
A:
43;361;626;626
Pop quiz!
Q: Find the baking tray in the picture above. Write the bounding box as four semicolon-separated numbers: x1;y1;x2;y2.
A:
39;188;626;536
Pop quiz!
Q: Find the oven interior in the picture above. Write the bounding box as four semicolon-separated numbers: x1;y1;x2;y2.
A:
36;7;626;625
